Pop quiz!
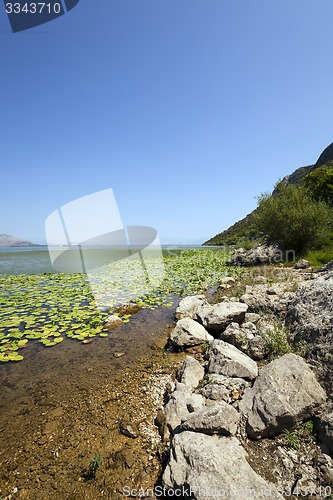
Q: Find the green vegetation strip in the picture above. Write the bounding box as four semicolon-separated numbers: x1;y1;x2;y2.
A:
0;249;238;362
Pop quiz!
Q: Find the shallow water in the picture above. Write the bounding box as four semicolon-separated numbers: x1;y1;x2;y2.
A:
0;300;182;499
0;246;226;496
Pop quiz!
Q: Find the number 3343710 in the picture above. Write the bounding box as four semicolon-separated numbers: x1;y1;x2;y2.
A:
5;3;62;14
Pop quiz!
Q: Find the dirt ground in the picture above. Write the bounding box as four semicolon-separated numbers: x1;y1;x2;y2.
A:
0;302;184;500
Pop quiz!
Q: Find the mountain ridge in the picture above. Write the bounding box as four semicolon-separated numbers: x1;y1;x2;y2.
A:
0;234;38;247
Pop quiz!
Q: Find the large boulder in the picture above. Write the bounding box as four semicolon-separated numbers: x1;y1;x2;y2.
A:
287;272;333;341
197;302;248;333
315;402;333;455
162;432;284;499
318;260;333;272
219;322;253;350
170;318;213;348
208;340;258;380
239;353;326;439
294;259;311;270
180;402;240;436
199;382;229;402
199;374;250;404
178;356;204;391
286;271;333;392
175;295;208;320
164;383;204;433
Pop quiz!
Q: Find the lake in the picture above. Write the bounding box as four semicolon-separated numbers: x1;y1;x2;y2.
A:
0;245;219;275
0;245;234;497
0;246;232;361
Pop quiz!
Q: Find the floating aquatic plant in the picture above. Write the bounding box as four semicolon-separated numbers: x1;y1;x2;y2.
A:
0;249;238;362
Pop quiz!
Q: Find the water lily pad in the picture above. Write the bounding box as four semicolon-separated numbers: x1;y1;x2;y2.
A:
39;339;57;347
17;339;28;348
0;249;239;361
8;353;24;361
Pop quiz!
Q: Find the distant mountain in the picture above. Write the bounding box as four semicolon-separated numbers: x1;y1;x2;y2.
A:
204;142;333;246
0;234;38;247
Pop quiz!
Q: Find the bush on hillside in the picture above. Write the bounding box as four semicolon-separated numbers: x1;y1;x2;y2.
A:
302;164;333;206
255;184;333;255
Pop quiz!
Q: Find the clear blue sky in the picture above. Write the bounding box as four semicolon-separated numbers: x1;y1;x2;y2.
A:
1;0;333;244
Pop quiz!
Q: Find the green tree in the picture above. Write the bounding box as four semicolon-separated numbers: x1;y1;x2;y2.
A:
303;165;333;206
255;184;333;254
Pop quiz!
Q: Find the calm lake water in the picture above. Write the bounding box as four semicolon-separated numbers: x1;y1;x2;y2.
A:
0;245;216;275
0;247;54;274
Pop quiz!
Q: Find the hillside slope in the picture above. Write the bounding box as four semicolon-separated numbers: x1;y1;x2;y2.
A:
0;234;36;247
204;142;333;246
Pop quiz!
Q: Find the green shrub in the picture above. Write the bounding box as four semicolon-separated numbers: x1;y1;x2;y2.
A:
280;420;316;450
262;323;293;360
303;164;333;206
234;238;257;250
255;184;333;254
303;246;333;267
282;429;300;450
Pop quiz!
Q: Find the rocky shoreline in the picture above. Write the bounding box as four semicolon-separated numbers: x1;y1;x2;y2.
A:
156;263;333;499
1;258;332;499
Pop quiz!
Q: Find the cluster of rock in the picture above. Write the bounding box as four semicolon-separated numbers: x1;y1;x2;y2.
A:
226;245;283;267
170;286;291;360
217;271;315;319
239;283;295;317
157;274;333;498
226;245;314;270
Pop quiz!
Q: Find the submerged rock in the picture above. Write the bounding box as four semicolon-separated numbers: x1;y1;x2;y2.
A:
115;302;141;316
105;314;123;329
